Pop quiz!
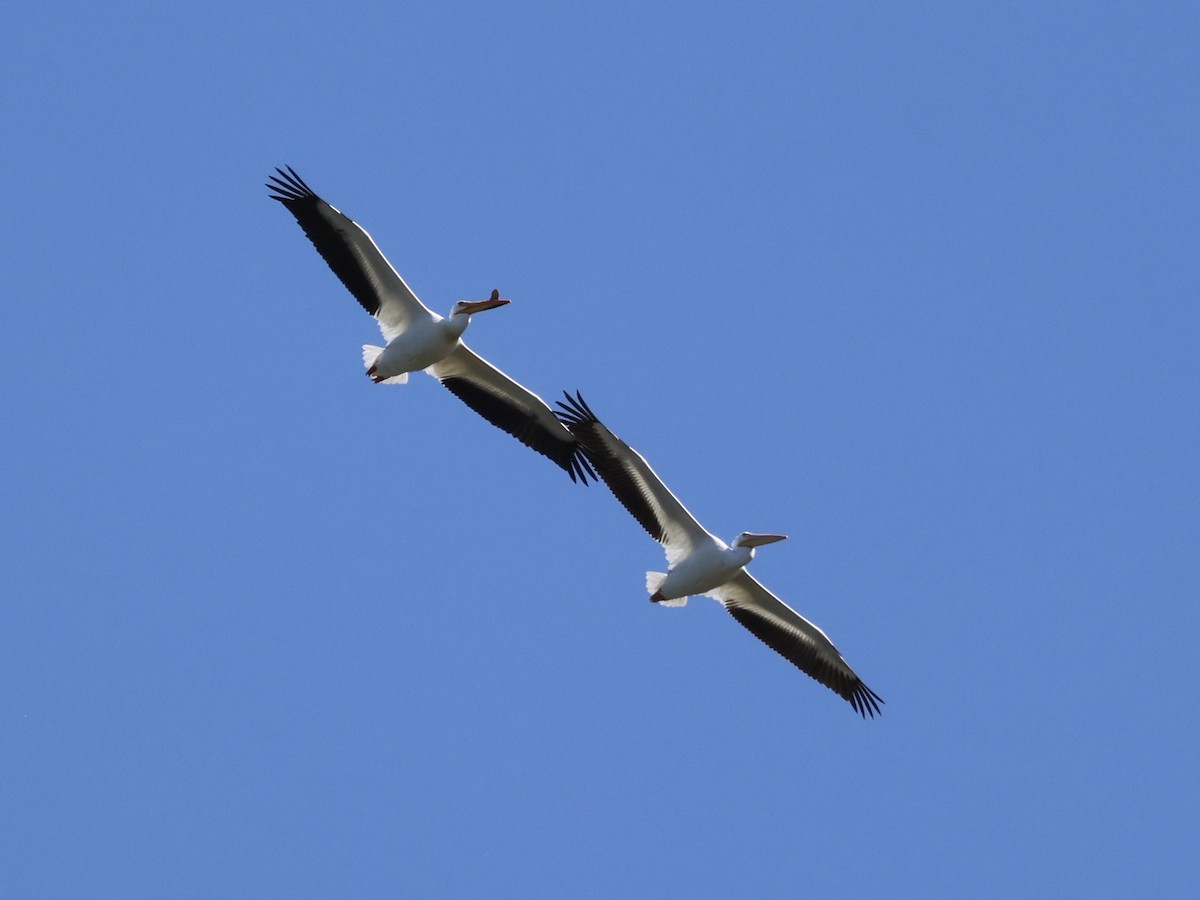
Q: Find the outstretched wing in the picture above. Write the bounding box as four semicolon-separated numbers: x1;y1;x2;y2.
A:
429;347;595;484
555;391;711;566
267;166;431;341
708;570;883;718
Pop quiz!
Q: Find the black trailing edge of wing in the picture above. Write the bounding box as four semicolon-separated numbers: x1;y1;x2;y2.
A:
554;390;666;542
266;165;383;318
442;379;596;484
726;603;884;718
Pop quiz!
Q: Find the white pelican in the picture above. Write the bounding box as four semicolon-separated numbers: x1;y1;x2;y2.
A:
267;166;595;483
556;392;883;717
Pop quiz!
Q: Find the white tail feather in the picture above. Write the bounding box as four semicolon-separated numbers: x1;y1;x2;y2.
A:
362;344;384;368
362;345;407;384
645;571;687;607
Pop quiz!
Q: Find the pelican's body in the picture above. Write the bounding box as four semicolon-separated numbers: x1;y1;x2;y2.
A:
651;531;784;605
368;314;457;379
365;297;496;383
556;391;883;718
267;166;594;483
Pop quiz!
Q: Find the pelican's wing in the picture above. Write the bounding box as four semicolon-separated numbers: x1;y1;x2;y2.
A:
428;346;596;484
555;391;711;565
708;571;883;718
267;166;431;341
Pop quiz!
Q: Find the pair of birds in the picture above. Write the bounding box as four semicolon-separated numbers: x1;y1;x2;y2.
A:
268;166;883;718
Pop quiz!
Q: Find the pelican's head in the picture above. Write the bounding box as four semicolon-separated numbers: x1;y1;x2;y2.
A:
451;288;511;318
732;531;788;549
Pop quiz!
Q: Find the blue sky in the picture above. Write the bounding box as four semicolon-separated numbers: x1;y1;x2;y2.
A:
3;1;1197;896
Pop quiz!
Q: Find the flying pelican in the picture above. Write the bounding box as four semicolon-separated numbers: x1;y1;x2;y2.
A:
267;165;595;483
556;392;883;717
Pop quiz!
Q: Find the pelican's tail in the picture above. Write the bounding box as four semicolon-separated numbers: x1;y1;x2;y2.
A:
362;345;407;384
646;571;687;607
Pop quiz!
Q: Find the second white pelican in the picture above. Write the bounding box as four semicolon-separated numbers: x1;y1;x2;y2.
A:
556;392;883;717
267;166;595;483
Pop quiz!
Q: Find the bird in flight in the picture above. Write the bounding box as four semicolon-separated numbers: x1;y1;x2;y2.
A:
557;391;882;717
267;166;594;483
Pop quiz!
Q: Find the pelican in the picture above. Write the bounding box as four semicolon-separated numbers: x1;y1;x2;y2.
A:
556;392;883;717
267;165;594;483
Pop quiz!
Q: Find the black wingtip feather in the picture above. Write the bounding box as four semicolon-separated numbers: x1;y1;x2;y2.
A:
266;165;316;203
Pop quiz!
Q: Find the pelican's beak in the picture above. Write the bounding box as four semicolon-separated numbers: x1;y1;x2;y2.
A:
740;532;788;547
458;289;511;314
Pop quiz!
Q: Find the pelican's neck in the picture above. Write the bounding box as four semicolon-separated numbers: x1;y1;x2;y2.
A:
443;311;471;339
726;542;754;567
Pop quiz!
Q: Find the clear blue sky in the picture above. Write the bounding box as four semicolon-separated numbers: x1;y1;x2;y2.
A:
3;2;1197;897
